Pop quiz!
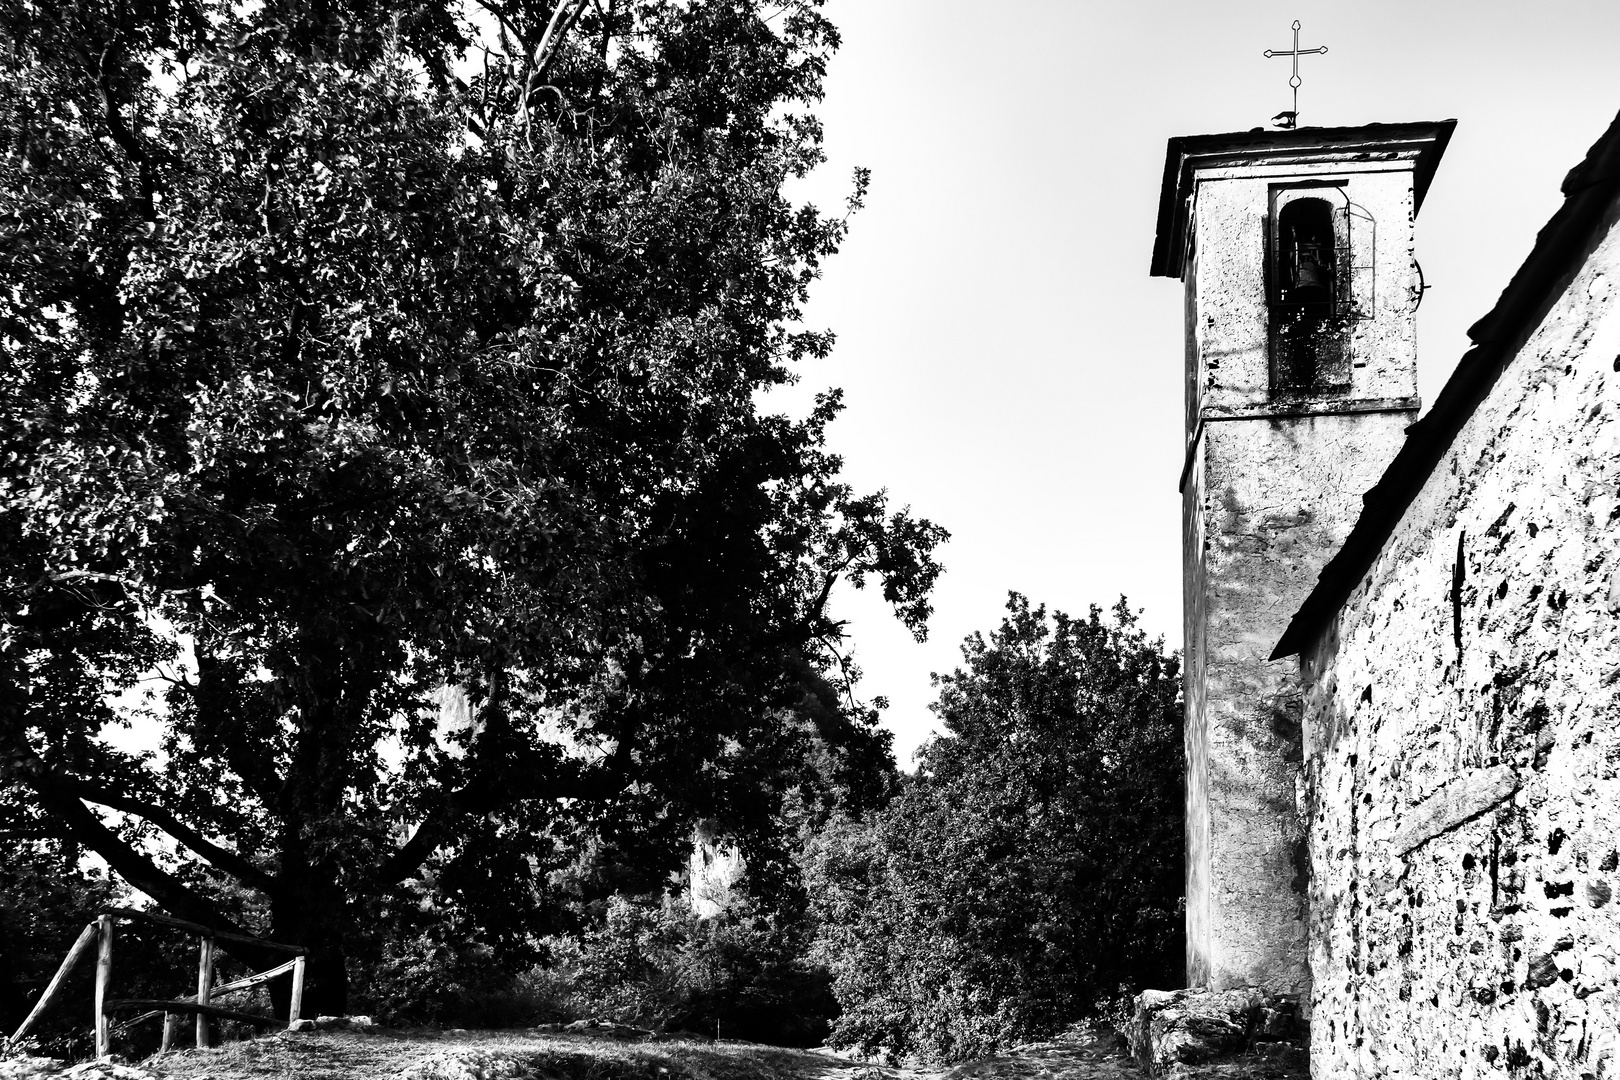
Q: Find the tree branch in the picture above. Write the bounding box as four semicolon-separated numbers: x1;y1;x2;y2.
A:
518;0;588;126
376;756;628;885
47;569;141;588
531;0;589;81
0;719;278;971
69;780;279;894
95;41;156;222
470;0;528;54
809;567;841;625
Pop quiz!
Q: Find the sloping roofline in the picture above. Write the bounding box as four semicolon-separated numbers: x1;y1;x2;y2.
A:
1150;120;1457;279
1273;107;1620;659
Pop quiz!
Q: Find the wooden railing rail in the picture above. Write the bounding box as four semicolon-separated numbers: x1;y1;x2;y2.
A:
5;909;307;1058
99;908;307;954
108;1001;285;1027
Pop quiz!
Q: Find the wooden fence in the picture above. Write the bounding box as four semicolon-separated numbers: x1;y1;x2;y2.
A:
6;908;307;1058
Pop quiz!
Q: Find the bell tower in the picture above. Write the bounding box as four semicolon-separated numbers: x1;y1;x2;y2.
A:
1150;121;1454;993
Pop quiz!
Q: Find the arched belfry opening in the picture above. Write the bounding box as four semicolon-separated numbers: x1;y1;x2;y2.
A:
1278;198;1336;309
1269;192;1352;395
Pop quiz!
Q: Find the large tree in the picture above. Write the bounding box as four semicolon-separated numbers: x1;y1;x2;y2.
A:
807;595;1182;1064
0;0;943;1013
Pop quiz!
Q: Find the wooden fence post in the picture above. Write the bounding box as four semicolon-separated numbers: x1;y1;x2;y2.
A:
94;915;113;1059
287;954;306;1028
195;936;215;1048
161;1012;182;1052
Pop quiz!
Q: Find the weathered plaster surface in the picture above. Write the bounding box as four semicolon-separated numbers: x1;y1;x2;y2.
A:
1301;194;1620;1079
1183;154;1422;994
1194;412;1411;995
1185;236;1212;989
1190;166;1420;410
1186;445;1211;988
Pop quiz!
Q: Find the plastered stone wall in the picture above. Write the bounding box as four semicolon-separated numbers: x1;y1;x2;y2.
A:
1190;166;1420;410
1185;445;1211;987
1196;411;1412;995
1301;195;1620;1079
1185;236;1212;988
1183;154;1422;993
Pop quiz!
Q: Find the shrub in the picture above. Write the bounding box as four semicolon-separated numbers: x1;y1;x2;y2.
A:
553;893;836;1046
358;928;574;1028
806;594;1183;1064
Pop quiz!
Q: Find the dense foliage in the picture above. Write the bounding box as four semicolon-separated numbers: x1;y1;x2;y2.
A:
0;0;943;1016
807;595;1183;1065
348;664;894;1035
555;891;835;1045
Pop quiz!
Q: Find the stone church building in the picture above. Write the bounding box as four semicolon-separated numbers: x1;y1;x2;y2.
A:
1153;109;1620;1077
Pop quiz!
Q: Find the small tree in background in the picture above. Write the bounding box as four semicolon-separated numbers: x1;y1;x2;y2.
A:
808;593;1183;1064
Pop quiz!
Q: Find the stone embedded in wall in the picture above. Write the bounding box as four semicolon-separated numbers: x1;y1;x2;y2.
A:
1391;764;1520;856
1524;948;1564;991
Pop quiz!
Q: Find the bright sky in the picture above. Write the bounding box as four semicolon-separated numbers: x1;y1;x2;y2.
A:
779;1;1620;766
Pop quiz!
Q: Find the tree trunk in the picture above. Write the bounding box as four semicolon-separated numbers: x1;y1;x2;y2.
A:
265;648;379;1019
267;860;350;1019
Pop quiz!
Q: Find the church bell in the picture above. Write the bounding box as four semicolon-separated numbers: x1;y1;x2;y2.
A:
1280;198;1336;308
1289;240;1331;300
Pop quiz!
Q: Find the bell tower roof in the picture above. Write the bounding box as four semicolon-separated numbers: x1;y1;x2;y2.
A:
1150;120;1456;279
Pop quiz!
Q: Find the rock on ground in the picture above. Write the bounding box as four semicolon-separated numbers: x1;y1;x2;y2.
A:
558;1019;654;1040
310;1015;380;1033
1124;989;1306;1079
0;1058;164;1080
393;1049;557;1080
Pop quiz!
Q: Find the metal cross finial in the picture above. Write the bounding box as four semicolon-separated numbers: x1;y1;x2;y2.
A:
1263;20;1327;129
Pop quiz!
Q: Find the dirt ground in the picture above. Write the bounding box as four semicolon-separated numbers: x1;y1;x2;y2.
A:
2;1025;1307;1080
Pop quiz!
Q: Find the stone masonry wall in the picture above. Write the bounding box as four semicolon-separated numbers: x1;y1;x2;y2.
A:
1301;195;1620;1079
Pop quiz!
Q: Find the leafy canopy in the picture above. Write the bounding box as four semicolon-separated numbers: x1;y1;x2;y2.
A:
0;0;943;1011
